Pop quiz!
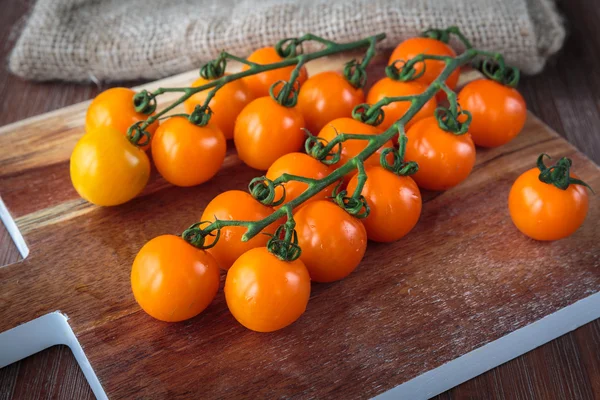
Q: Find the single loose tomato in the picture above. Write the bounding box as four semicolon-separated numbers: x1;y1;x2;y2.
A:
317;117;392;180
70;127;150;206
265;152;333;207
152;116;226;187
457;79;527;148
184;75;254;139
509;168;589;241
347;166;422;242
297;71;365;134
366;78;436;131
388;37;459;101
85;87;159;149
234;96;305;170
405;117;476;191
242;47;308;98
201;190;279;270
294;200;367;282
225;247;311;332
131;235;220;322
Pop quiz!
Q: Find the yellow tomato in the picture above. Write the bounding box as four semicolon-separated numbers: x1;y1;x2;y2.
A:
70;127;150;206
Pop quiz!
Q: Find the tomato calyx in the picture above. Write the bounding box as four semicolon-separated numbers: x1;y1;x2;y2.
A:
352;103;384;126
537;154;594;193
182;221;221;250
380;132;419;176
266;223;302;262
304;131;342;166
133;90;157;114
475;55;520;88
188;104;213;126
421;26;473;49
343;59;368;89
434;106;471;135
275;37;303;59
199;54;227;80
385;59;426;82
269;80;299;107
126;122;152;147
249;176;286;207
333;189;370;219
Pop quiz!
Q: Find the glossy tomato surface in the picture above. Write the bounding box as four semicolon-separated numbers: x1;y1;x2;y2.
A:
131;235;220;322
225;247;311;332
458;79;527;147
294;200;367;282
234;96;305;170
509;168;589;241
297;71;364;134
347;166;422;242
366;78;436;131
201;190;279;270
242;47;308;98
265;152;333;207
85;87;159;150
70;127;150;206
405;117;476;191
152;116;226;187
184;75;254;139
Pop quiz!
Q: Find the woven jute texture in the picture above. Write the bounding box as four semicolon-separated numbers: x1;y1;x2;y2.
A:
9;0;565;82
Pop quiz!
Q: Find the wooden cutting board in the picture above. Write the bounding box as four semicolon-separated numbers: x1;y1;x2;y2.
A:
0;54;599;400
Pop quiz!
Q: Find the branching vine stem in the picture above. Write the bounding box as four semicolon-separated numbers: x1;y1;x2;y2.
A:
186;47;493;247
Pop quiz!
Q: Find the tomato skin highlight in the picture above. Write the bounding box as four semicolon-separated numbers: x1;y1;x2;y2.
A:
388;37;459;101
225;247;311;332
85;87;159;150
265;152;333;207
184;75;254;140
242;47;308;98
151;117;226;187
508;168;589;241
294;200;367;282
234;96;305;170
317;117;392;180
347;166;422;242
70;127;150;206
131;235;220;322
405;117;476;191
201;190;279;270
366;78;436;132
458;79;527;148
297;71;365;134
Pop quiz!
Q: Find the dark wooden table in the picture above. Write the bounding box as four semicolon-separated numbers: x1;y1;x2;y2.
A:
1;0;599;399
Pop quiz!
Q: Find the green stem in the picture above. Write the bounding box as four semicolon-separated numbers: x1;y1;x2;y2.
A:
138;33;386;131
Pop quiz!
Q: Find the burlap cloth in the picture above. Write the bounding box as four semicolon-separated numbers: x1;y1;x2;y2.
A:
9;0;564;82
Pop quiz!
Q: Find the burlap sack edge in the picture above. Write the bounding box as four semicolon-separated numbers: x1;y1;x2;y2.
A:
7;0;566;82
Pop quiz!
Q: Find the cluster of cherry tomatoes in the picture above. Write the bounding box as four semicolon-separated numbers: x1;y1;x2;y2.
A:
71;32;592;333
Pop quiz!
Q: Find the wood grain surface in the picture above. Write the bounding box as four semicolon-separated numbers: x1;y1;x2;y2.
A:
1;0;599;399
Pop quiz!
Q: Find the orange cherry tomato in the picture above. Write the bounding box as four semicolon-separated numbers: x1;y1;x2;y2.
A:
131;235;220;322
70;127;150;206
405;116;476;191
366;78;436;131
234;96;305;170
388;37;459;101
509;168;589;241
184;75;254;140
297;71;365;134
457;79;527;148
242;47;308;98
347;166;422;242
86;87;159;150
265;152;333;207
225;247;311;332
151;117;226;187
294;200;367;282
317;117;392;180
201;190;279;270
